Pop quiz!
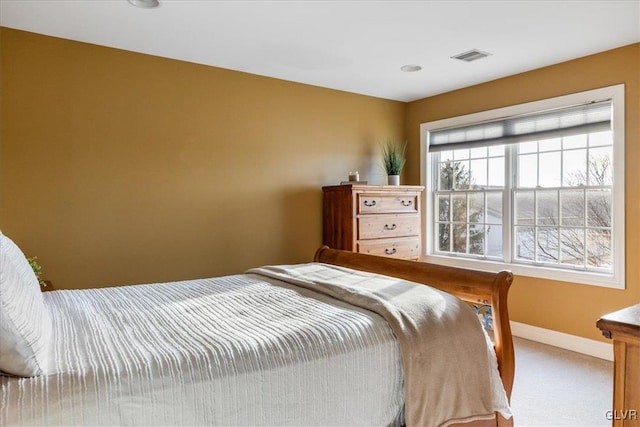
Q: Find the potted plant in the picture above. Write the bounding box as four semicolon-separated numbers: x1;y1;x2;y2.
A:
382;139;407;185
27;256;47;289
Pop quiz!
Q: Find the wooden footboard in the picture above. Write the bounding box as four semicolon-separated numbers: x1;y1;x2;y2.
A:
313;246;514;426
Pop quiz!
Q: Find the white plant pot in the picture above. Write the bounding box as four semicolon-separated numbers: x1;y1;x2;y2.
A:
388;175;400;185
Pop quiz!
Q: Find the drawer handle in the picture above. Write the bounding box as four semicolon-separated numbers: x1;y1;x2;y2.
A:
401;200;413;207
384;224;397;230
363;200;377;207
384;248;397;255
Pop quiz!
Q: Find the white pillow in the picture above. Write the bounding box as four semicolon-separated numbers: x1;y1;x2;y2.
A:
0;232;51;376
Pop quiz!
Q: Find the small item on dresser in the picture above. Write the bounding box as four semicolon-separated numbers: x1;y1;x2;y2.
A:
382;139;407;186
341;172;367;185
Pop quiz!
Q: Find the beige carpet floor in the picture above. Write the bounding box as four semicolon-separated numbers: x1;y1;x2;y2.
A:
509;336;613;427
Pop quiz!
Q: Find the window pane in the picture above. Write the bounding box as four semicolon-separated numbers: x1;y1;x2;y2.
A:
488;145;504;157
515;191;534;225
537;191;558;226
536;227;559;263
452;224;467;253
488;157;505;187
470;159;487;187
560;228;584;266
452;194;466;222
562;149;587;186
587;229;612;269
560;190;584;226
454;148;469;160
468;192;485;223
539;137;561;152
518;154;537;187
564;134;587;149
438;195;450;221
486;225;503;258
440;150;454;161
539;152;561;187
587;189;612;228
470;146;487;158
439;161;454;190
486;193;503;224
454;161;471;190
588;146;613;186
438;223;450;252
515;226;535;261
519;141;537;154
469;225;485;255
588;131;612;147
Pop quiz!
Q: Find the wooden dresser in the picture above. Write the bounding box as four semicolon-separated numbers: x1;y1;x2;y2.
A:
597;304;640;426
322;184;424;260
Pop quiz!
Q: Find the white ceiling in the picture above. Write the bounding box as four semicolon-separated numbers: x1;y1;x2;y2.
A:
1;0;639;102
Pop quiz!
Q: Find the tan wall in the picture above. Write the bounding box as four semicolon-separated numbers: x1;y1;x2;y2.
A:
0;28;405;289
405;43;640;342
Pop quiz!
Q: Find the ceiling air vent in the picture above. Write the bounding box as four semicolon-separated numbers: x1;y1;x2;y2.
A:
451;49;492;62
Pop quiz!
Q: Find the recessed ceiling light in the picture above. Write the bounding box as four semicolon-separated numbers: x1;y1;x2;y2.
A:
127;0;160;8
400;64;422;72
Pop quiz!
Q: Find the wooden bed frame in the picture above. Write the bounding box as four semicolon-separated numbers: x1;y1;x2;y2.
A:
314;246;515;427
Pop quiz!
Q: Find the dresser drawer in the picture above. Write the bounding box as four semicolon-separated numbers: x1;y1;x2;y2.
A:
357;238;420;260
358;215;420;240
358;194;419;214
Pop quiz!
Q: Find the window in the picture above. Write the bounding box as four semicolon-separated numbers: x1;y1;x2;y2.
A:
420;85;625;288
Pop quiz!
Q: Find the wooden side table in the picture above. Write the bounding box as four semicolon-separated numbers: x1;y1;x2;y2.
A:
597;304;640;426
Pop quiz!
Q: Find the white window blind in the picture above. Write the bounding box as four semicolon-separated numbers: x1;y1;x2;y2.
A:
429;100;612;152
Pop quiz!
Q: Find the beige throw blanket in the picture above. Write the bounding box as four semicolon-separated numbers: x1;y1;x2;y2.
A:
247;263;511;427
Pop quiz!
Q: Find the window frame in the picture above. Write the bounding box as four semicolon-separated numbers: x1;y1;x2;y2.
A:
420;84;625;289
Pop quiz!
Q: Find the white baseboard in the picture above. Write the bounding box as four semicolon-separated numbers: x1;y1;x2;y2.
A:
510;321;613;361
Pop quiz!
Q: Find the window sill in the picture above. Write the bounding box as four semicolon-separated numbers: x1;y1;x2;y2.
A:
422;253;624;289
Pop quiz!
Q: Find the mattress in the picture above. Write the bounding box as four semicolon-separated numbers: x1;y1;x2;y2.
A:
1;269;405;426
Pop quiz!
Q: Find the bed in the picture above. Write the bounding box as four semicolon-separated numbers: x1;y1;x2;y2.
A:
0;232;514;427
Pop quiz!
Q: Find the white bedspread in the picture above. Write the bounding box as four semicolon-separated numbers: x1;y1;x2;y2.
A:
2;270;404;426
1;262;511;427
